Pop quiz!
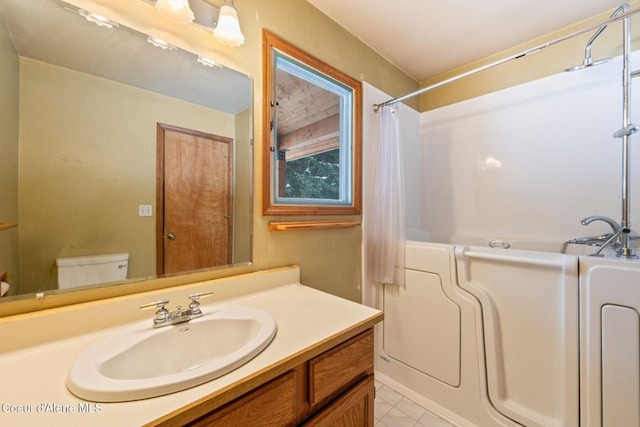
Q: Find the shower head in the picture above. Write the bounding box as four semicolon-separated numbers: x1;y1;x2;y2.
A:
565;4;629;72
565;57;611;72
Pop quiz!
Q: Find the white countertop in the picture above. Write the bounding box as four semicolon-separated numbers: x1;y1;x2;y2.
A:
0;267;381;426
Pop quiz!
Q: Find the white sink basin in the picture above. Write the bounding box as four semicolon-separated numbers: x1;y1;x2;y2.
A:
67;305;276;402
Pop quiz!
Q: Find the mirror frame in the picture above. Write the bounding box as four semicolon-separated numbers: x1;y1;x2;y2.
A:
261;30;362;215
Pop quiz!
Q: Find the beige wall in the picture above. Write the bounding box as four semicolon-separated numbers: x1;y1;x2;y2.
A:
0;0;417;315
420;1;640;111
54;0;419;304
18;59;236;294
233;0;418;301
5;0;630;312
0;11;19;295
233;107;252;263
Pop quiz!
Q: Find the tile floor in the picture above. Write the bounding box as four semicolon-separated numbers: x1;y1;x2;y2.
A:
374;379;457;427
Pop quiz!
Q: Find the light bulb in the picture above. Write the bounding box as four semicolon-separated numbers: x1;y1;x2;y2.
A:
155;0;195;24
213;5;245;47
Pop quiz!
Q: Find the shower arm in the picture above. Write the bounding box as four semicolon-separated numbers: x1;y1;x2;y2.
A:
581;5;628;66
583;27;606;65
373;5;640;112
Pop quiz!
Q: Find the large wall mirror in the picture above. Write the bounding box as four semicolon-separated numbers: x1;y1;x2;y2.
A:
262;30;361;215
0;0;253;304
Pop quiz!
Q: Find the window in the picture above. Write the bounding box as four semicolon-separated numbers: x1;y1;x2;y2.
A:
262;30;362;215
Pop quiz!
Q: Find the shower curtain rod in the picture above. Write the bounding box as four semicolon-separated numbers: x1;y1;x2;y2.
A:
373;5;640;112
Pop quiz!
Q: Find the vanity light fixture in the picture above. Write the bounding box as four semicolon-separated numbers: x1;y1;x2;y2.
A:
147;36;178;50
213;1;245;47
155;0;195;24
77;9;118;28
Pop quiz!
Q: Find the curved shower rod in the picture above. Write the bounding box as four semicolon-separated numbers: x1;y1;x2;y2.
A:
372;5;640;112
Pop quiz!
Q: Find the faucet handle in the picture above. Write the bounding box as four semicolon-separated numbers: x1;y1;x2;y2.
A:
188;291;213;316
139;300;170;327
139;299;170;310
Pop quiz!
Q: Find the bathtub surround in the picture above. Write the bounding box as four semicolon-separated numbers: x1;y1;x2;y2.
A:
374;2;640;254
419;51;640;245
363;43;640;427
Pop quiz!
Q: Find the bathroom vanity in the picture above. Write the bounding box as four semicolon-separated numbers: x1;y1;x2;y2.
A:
0;266;382;426
179;329;374;426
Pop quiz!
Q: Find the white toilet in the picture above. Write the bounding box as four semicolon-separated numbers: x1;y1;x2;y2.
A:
56;253;129;289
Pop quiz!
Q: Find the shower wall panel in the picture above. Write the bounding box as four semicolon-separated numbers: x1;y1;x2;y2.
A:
418;52;640;247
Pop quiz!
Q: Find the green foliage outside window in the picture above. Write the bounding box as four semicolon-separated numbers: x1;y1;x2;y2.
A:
285;149;340;199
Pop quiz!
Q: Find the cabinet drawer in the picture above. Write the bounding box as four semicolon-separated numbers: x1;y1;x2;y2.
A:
308;330;373;406
188;370;297;427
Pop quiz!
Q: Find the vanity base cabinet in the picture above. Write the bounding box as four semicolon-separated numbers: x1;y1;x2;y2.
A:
185;329;374;427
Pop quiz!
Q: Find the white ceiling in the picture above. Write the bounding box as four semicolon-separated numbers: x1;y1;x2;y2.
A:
0;0;252;114
307;0;626;82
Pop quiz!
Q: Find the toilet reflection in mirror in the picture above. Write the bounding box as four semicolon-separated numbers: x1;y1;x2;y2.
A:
56;253;129;290
0;0;253;300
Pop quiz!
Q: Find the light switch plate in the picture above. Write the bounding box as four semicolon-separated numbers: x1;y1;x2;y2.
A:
138;204;153;217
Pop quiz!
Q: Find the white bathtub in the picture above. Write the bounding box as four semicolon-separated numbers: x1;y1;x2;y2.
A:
368;240;580;427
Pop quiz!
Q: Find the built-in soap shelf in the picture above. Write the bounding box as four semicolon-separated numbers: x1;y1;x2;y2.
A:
0;222;17;232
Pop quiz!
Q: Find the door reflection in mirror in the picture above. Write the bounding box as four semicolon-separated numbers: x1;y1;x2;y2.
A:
156;124;233;276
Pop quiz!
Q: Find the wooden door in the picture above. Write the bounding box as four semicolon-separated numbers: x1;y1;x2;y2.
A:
156;124;233;275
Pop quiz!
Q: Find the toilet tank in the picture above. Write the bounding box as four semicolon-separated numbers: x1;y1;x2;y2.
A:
56;253;129;289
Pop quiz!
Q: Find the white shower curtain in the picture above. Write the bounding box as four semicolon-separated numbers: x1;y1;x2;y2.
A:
365;102;405;286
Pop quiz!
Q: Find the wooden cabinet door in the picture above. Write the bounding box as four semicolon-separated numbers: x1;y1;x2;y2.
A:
177;329;376;427
187;371;297;427
309;330;373;406
302;375;374;427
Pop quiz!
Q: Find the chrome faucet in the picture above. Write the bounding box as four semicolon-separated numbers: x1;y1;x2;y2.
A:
576;215;624;256
580;215;622;233
560;234;614;254
140;291;213;328
561;215;624;255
